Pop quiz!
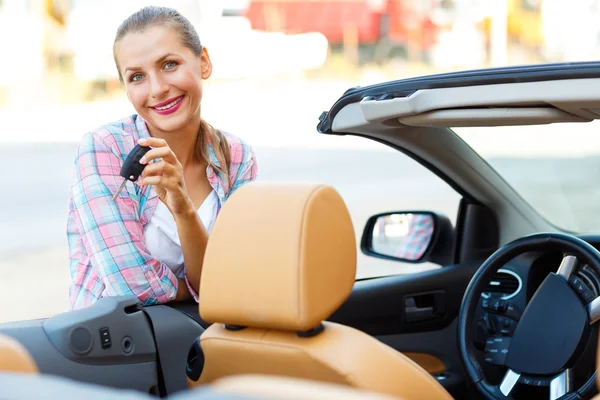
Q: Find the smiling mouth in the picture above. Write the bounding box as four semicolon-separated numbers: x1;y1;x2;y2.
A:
151;95;184;111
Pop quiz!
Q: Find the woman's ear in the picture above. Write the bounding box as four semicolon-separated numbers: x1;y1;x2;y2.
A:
200;47;213;80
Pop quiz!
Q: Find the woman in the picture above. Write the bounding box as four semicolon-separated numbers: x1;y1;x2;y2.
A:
66;6;257;310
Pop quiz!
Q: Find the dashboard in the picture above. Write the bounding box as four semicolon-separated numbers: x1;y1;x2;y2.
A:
474;237;600;388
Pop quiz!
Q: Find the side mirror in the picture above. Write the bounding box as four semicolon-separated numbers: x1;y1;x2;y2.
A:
361;211;454;265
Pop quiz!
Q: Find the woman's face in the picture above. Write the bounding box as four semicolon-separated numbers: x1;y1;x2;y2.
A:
114;25;212;135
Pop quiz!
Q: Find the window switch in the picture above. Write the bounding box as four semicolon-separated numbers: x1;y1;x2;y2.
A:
99;327;111;349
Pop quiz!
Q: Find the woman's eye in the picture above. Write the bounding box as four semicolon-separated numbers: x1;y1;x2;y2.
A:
130;74;143;82
164;61;177;70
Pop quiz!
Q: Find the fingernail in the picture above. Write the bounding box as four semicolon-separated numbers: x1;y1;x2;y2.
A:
138;138;147;145
139;156;146;164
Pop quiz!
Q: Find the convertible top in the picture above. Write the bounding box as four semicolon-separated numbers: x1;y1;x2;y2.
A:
317;61;600;134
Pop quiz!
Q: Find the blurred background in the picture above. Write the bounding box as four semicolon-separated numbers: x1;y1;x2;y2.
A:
1;0;599;322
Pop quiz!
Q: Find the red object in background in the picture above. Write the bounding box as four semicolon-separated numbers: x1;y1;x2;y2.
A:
244;0;439;50
245;1;383;44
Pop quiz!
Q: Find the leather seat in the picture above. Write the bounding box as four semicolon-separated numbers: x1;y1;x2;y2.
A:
189;182;452;400
212;374;403;400
0;333;38;374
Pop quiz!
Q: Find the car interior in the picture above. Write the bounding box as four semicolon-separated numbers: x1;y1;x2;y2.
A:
186;182;452;399
3;62;600;399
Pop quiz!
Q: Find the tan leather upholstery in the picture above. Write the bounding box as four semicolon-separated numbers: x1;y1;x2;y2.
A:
0;333;38;374
193;182;452;400
194;322;452;399
212;374;402;400
404;353;446;375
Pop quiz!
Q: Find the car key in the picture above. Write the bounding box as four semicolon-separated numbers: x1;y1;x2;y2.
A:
112;144;152;200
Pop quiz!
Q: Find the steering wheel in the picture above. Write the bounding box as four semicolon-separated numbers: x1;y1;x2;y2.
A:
458;233;600;400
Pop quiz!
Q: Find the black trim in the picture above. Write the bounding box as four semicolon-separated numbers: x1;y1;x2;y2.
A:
166;300;210;328
317;61;600;134
224;324;246;331
297;323;325;338
185;337;204;382
455;202;499;265
453;198;470;265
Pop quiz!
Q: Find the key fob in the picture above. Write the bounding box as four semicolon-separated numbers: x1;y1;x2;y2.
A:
120;144;152;181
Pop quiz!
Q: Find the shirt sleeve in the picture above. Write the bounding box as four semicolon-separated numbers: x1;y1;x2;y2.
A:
70;132;180;306
395;214;434;260
184;140;258;302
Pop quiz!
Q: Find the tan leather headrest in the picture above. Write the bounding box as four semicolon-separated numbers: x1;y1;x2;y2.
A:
0;334;38;374
199;182;357;331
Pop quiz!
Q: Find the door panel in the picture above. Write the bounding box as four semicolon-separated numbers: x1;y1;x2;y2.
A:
329;261;480;336
0;295;204;397
0;296;160;393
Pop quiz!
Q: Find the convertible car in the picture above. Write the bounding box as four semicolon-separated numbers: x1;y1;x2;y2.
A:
3;62;600;400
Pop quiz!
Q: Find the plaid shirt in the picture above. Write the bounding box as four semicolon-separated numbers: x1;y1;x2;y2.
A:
66;114;257;310
394;214;434;260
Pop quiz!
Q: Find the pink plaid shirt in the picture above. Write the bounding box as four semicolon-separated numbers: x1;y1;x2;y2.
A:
66;114;257;310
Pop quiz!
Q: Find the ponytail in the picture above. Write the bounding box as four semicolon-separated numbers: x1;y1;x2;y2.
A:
195;119;231;181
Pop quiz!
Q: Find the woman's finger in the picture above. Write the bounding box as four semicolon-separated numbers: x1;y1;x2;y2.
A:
137;137;180;165
140;147;179;165
138;137;167;148
141;160;178;177
140;175;180;191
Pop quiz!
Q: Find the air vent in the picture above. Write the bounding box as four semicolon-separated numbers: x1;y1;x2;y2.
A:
482;269;522;299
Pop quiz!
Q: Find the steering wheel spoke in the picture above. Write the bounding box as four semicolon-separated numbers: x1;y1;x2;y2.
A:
499;369;521;397
588;296;600;324
550;369;573;400
557;255;578;280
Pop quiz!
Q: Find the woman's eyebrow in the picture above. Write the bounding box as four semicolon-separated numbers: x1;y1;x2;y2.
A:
154;53;178;64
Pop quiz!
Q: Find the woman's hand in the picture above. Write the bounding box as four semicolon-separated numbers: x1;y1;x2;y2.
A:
138;137;194;216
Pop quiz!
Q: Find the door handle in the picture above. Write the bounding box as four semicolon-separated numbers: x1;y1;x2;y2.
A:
405;305;434;322
404;292;446;323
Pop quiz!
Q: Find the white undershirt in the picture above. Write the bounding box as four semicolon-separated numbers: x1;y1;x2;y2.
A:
145;191;219;278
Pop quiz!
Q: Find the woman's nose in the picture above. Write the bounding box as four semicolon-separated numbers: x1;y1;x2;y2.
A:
149;75;169;98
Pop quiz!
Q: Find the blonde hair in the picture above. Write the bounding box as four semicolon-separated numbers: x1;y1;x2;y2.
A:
113;6;231;178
